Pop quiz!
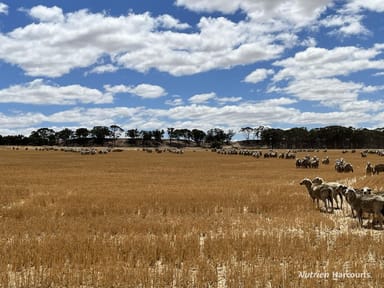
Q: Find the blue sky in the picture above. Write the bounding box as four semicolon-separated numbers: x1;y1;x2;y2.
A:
1;0;384;138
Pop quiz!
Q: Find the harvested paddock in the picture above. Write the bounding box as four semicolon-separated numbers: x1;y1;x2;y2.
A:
0;148;383;287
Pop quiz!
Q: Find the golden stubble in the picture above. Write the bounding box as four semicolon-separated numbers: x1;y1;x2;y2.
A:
0;148;383;287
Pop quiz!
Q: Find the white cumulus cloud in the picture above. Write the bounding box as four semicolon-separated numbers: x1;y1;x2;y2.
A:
104;84;167;99
189;92;216;104
244;68;274;83
0;2;322;78
86;64;119;75
28;5;64;23
0;79;112;105
273;44;384;81
0;2;8;14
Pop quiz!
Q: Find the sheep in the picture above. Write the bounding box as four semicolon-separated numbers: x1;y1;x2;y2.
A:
344;163;354;173
338;186;372;217
359;187;372;195
296;156;312;168
373;164;384;175
334;159;353;173
322;156;330;165
300;178;334;213
311;177;344;210
345;188;384;229
361;151;368;157
310;157;319;168
366;162;374;176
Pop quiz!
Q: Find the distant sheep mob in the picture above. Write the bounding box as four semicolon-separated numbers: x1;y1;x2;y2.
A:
296;155;319;168
212;149;296;159
334;158;353;173
300;176;384;229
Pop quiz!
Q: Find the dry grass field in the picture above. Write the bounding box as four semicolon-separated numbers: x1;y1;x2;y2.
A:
0;147;383;287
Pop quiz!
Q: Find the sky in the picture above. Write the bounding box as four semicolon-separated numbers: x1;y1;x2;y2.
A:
1;0;384;138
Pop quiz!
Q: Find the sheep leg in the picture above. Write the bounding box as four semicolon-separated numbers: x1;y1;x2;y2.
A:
328;196;334;213
339;193;343;210
357;209;364;228
322;199;327;213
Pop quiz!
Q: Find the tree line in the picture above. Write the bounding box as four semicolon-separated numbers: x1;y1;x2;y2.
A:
248;125;384;149
1;125;384;149
0;126;234;148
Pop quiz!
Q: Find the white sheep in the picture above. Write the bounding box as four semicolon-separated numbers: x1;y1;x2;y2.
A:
312;177;343;210
300;178;334;213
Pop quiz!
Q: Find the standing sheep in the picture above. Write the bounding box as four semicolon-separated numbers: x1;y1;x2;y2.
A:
300;178;334;213
366;162;374;176
311;177;344;210
373;164;384;175
345;188;384;228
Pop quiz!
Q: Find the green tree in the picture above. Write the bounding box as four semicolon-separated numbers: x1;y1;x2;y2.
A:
260;128;284;149
226;129;235;144
126;129;140;145
56;128;74;146
152;129;164;143
29;128;56;146
75;128;89;139
191;129;206;146
75;128;90;146
167;128;175;145
110;124;124;147
253;125;265;140
205;128;234;148
140;130;153;146
285;127;309;149
91;126;111;145
240;127;254;141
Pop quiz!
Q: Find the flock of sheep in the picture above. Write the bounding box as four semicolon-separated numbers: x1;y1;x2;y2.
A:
212;148;296;159
142;148;184;154
300;177;384;229
11;146;115;155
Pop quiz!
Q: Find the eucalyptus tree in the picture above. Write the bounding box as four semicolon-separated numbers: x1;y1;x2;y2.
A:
75;128;90;146
110;124;124;147
56;128;74;146
75;128;89;139
205;128;235;148
140;130;153;146
191;129;206;146
91;126;111;145
152;129;164;143
240;127;254;141
29;128;56;146
260;127;284;149
253;125;265;140
167;127;175;144
126;128;140;145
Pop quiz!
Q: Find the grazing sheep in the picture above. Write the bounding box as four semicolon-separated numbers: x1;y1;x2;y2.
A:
334;159;353;173
322;156;330;165
300;178;334;213
310;157;319;168
345;188;384;228
296;156;319;168
344;163;353;173
373;164;384;175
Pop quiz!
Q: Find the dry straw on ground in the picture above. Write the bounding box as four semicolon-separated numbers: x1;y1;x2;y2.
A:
0;147;383;287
